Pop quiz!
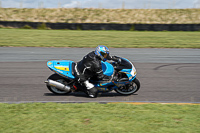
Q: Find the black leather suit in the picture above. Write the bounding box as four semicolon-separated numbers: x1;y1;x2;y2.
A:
75;51;119;83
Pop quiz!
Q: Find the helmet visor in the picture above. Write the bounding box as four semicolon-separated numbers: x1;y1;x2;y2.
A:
100;51;109;58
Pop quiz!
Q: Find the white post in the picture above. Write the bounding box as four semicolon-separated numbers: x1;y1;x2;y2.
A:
41;2;44;8
58;0;61;8
39;2;44;8
98;3;102;9
122;1;125;9
77;1;81;8
197;0;200;8
20;0;23;8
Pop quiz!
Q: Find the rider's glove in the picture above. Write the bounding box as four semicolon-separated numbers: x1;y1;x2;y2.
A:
117;58;121;64
112;56;121;65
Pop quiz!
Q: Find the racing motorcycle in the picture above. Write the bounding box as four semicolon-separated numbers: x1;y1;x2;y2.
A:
45;57;140;96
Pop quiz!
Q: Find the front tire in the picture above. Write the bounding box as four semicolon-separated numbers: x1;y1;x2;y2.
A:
46;74;72;95
115;78;140;95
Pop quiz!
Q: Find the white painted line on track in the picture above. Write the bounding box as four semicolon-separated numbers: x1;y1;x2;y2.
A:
1;101;200;105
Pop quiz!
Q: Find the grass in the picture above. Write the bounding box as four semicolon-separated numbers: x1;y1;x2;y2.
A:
0;29;200;48
0;103;200;133
0;8;200;24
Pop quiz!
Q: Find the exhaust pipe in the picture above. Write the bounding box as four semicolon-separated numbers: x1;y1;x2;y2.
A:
45;79;71;92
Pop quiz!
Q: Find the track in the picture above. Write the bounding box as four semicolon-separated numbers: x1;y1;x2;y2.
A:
0;47;200;103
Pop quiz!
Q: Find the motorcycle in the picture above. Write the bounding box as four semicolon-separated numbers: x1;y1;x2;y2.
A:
45;57;140;96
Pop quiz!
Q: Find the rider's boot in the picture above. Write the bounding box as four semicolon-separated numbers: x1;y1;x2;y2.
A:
87;87;98;98
84;80;98;98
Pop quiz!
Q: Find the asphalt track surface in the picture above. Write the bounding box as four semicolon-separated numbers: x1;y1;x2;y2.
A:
0;47;200;103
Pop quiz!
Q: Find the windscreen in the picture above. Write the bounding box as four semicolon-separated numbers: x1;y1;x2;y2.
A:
115;58;132;71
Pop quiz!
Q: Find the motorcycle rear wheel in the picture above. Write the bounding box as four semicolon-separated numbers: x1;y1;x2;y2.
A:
115;78;140;95
46;74;72;95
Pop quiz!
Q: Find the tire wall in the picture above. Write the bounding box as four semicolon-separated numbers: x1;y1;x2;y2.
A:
0;21;200;31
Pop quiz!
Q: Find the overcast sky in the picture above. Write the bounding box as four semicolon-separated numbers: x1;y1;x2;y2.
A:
1;0;200;9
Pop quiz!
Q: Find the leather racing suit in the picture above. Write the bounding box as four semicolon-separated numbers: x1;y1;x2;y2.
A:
74;51;120;90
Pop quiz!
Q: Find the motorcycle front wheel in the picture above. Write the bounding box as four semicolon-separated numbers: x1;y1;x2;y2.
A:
115;78;140;95
46;74;72;95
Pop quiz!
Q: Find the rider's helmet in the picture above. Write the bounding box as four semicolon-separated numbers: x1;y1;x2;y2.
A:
95;45;109;61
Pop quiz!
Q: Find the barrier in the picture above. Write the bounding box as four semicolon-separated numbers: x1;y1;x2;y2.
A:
0;21;200;31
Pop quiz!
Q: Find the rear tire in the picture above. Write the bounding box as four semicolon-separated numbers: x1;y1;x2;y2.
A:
46;74;72;95
115;78;140;95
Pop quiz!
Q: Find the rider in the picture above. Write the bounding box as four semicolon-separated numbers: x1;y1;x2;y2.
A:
74;45;121;98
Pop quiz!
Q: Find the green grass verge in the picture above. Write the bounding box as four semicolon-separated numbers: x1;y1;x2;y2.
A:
0;29;200;48
0;103;200;133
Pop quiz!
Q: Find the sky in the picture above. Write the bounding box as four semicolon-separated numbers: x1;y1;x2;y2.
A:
0;0;200;9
